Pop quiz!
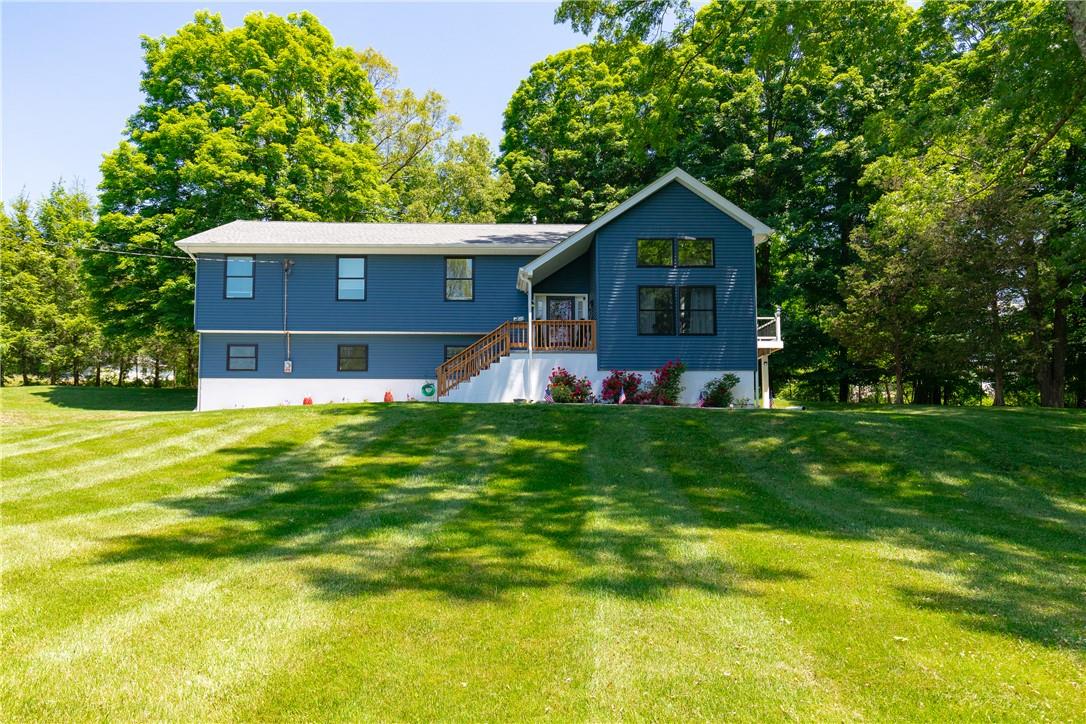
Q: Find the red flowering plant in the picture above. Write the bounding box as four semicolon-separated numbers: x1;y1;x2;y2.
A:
600;370;642;403
643;359;686;405
546;366;593;403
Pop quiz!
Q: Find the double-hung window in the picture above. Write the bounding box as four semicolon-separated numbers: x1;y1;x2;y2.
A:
337;344;368;372
445;257;474;301
227;344;258;371
225;256;254;298
638;287;675;335
337;257;366;301
679;286;716;335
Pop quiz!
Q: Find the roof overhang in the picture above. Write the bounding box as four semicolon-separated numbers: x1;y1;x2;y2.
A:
517;168;774;292
178;242;559;256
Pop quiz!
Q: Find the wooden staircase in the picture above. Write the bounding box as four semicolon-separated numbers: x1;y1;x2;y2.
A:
436;320;596;397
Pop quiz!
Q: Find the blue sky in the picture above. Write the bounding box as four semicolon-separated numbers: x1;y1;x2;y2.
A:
2;2;586;204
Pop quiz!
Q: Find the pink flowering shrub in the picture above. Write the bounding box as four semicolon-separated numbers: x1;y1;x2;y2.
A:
600;370;642;403
547;366;593;403
643;359;686;406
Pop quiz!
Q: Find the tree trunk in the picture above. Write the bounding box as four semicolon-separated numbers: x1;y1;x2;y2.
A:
1069;0;1086;61
894;354;904;405
990;296;1006;406
992;363;1005;406
95;363;102;387
20;353;30;386
884;380;891;404
1037;294;1068;407
73;366;80;386
153;357;161;388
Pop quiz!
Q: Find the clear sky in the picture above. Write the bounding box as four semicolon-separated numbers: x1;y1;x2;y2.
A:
1;1;587;204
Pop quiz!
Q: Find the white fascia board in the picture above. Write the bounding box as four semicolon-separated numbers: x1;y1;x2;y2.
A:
516;168;774;291
198;329;487;335
177;243;554;256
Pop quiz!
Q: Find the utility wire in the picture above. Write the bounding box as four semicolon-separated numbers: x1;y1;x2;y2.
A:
7;237;286;263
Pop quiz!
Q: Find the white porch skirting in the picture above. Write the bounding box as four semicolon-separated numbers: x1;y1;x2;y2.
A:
441;352;756;406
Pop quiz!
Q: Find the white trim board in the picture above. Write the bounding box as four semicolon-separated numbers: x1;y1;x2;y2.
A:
517;167;774;291
197;330;486;336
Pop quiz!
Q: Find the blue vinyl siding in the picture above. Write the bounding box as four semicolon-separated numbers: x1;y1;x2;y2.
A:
594;181;757;370
195;254;532;332
200;333;479;379
535;247;592;295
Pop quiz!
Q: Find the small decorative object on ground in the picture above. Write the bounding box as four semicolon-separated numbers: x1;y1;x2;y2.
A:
383;390;394;403
601;370;642;404
302;396;313;405
700;373;741;408
546;366;593;403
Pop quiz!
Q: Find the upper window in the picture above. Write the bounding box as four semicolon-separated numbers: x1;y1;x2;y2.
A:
337;344;368;372
227;344;257;371
636;238;715;267
677;238;714;267
679;286;716;335
638;286;675;335
445;257;474;301
225;256;254;298
636;239;673;267
337;257;366;301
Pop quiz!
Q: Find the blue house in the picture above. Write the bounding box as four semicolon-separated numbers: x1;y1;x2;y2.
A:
176;168;783;410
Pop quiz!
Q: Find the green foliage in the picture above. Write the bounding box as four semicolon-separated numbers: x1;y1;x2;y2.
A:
547;366;594;402
0;184;101;385
700;373;740;407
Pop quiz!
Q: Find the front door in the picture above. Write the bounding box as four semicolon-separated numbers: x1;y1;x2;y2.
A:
547;296;575;346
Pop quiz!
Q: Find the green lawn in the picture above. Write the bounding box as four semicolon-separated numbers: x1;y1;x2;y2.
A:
2;386;1083;721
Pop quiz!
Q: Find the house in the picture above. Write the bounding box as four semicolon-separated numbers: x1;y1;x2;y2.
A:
175;168;783;411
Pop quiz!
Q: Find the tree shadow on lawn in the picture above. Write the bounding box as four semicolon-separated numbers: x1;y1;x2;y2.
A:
93;403;1085;651
32;385;196;412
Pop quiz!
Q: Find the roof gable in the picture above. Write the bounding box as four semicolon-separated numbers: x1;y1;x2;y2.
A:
516;168;773;290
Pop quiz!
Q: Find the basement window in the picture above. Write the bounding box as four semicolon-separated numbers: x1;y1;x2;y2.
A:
338;344;369;372
227;344;258;371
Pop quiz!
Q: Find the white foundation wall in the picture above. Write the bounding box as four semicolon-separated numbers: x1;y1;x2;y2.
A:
197;377;435;411
442;352;756;406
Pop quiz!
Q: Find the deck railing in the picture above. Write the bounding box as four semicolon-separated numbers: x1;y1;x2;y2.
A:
757;307;782;344
436;319;596;397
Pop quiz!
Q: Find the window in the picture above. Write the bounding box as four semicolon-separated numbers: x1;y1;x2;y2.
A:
677;238;714;267
225;256;254;298
680;286;716;335
227;344;257;371
444;345;469;361
337;257;366;301
445;257;474;301
637;239;673;267
636;238;715;267
638;286;675;335
337;344;368;372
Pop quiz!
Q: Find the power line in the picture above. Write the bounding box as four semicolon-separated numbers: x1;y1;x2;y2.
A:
7;237;286;263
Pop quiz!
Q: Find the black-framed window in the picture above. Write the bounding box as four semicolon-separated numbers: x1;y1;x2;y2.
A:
638;286;675;335
677;238;714;267
337;344;368;372
679;286;716;335
225;256;254;298
337;257;366;301
444;345;469;361
635;238;715;267
227;344;257;371
636;239;673;267
445;257;474;301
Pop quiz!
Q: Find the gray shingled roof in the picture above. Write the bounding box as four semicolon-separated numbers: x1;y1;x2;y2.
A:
176;220;583;253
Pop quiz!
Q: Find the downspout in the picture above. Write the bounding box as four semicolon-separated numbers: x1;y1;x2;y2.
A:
283;258;294;372
526;278;534;400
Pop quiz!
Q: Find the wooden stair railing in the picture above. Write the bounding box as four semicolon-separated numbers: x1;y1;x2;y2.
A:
436;320;596;397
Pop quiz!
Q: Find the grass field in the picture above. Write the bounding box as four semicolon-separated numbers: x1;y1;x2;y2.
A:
1;386;1084;721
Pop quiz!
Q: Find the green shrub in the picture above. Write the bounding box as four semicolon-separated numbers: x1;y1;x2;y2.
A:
700;373;741;407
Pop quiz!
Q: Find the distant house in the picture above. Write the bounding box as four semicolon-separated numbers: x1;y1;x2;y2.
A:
176;168;783;410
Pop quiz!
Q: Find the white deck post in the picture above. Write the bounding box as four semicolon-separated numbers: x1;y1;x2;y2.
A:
526;279;534;400
760;355;771;409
